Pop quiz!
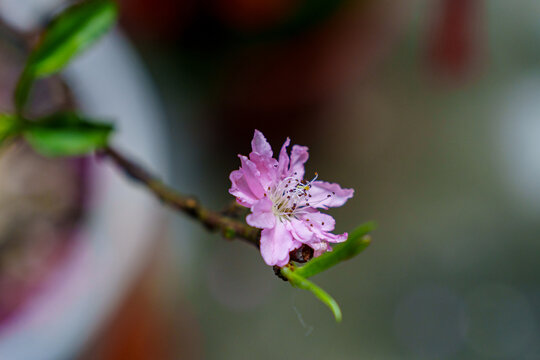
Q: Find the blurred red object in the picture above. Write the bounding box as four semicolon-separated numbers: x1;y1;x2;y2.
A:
427;0;484;80
213;0;408;139
221;1;402;111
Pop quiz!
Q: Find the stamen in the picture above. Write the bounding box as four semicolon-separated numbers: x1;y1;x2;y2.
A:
269;172;330;219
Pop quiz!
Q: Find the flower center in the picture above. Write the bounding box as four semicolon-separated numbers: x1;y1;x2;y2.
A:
268;173;329;219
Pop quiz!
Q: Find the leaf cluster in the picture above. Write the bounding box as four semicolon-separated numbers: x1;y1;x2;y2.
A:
2;0;117;155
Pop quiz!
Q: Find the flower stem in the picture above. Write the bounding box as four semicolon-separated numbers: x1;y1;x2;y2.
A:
101;146;261;247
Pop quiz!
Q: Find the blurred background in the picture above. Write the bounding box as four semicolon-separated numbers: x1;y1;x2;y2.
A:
2;0;540;359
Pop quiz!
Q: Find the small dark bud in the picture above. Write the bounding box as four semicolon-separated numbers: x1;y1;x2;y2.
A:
289;245;314;263
273;265;288;281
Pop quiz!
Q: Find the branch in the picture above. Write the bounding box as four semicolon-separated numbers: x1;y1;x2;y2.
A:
101;146;261;247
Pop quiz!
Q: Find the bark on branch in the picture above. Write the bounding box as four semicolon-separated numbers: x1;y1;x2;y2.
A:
101;146;261;247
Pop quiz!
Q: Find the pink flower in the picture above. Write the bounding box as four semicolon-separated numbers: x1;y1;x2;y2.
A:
229;130;354;266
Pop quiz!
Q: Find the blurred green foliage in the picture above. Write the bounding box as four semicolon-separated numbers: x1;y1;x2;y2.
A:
15;0;117;111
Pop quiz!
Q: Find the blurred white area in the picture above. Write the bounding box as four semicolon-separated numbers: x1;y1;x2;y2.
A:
498;75;540;215
0;0;65;31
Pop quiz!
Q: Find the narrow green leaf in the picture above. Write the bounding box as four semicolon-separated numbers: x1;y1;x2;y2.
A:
295;221;376;279
0;113;21;143
30;0;117;77
23;112;113;156
281;266;342;322
15;0;118;111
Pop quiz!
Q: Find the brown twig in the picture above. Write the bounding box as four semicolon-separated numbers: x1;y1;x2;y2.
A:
101;146;261;247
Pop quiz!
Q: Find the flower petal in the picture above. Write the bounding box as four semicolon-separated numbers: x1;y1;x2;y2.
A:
249;152;278;190
300;209;347;244
239;155;265;198
319;231;348;243
303;211;335;232
309;240;330;257
289;145;309;179
260;221;295;266
309;181;354;208
286;217;315;243
251;129;273;158
246;198;276;229
277;137;290;179
229;170;258;207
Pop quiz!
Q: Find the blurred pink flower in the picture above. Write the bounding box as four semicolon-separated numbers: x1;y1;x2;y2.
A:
229;130;354;266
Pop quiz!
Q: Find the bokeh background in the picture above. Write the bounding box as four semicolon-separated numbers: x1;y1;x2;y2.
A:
2;0;540;359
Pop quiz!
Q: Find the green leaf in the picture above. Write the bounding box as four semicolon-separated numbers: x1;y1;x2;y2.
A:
15;0;118;111
23;112;113;156
280;266;342;322
0;114;20;143
294;221;376;279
